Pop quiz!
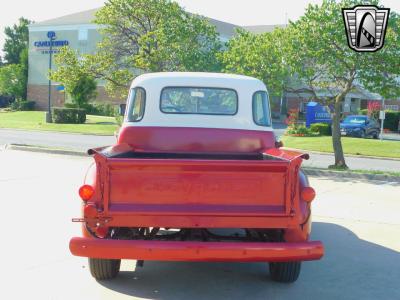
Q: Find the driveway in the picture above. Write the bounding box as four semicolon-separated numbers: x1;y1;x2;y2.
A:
1;149;399;300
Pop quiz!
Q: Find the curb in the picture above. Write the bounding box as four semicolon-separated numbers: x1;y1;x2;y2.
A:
5;144;87;157
4;144;400;183
302;167;400;183
282;147;400;161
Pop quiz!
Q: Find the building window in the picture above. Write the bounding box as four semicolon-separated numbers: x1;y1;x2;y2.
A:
78;28;88;41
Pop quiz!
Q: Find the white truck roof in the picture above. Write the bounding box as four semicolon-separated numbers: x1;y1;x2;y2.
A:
124;72;272;131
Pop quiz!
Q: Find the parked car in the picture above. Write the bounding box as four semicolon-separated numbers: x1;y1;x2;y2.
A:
340;115;380;138
69;72;324;283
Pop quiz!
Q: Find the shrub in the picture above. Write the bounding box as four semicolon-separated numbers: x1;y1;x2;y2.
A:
0;95;15;108
65;102;117;117
52;107;86;124
286;125;319;137
383;110;400;132
11;100;35;111
285;109;299;128
310;122;332;136
359;109;368;115
85;103;117;116
367;101;381;116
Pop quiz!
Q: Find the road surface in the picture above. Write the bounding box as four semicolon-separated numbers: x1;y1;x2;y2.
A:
1;149;399;300
1;128;399;172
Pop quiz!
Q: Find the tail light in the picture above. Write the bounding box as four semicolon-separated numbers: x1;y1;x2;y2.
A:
84;203;98;218
79;184;95;201
301;186;316;202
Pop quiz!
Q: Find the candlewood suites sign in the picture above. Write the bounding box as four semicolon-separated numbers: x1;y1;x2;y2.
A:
33;31;69;54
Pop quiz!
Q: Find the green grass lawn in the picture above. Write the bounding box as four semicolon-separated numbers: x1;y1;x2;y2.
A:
0;111;118;135
281;135;400;159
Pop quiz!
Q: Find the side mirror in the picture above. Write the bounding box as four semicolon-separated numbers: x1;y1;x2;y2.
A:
118;104;126;116
365;120;370;125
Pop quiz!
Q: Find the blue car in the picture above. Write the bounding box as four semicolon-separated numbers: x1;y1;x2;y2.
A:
340;115;380;139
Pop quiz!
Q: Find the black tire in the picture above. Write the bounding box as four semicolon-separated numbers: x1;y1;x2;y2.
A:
269;261;301;283
373;131;379;139
360;130;366;138
89;258;121;280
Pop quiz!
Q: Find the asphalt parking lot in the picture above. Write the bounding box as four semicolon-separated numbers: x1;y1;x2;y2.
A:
1;149;399;300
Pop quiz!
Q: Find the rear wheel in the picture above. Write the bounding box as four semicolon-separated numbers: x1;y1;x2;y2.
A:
88;258;121;280
373;131;379;139
269;261;301;283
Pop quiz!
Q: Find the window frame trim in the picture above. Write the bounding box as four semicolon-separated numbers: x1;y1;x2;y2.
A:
159;86;239;116
252;90;272;127
126;86;146;122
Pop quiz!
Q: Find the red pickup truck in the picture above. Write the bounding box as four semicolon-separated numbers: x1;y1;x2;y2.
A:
70;72;323;283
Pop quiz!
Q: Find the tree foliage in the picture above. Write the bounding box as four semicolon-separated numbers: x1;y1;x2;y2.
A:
222;0;400;168
284;0;400;168
53;0;222;97
69;76;97;108
2;17;32;65
220;28;290;96
50;49;97;108
0;63;26;100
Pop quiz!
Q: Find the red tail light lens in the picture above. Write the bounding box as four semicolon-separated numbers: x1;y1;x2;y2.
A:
79;185;94;201
301;187;316;202
84;203;98;218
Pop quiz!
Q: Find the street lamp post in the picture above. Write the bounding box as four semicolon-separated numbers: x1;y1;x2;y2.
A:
46;31;56;123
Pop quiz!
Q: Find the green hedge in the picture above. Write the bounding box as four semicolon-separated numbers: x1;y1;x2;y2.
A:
10;100;36;111
384;111;400;132
52;107;86;124
359;109;368;115
310;122;332;136
64;102;117;117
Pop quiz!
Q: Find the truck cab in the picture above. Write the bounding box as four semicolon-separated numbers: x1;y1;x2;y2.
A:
70;72;323;283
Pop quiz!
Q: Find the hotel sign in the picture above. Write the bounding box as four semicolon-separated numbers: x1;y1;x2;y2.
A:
33;31;69;54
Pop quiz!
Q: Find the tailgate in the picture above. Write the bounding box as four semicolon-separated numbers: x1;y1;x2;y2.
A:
92;147;301;218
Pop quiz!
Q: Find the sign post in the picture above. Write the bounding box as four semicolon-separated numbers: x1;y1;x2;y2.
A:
379;100;385;141
306;102;332;127
46;31;56;123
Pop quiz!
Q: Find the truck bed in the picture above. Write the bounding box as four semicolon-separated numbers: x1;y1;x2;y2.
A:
89;144;305;229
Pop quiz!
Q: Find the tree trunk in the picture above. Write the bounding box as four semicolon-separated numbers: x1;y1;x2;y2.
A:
330;95;348;169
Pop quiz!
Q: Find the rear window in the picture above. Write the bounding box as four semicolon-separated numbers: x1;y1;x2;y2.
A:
160;87;238;115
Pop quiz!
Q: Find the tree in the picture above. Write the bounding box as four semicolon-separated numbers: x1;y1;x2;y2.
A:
52;0;222;98
49;50;97;108
220;28;290;97
69;75;97;108
3;17;32;65
284;0;400;168
0;64;26;100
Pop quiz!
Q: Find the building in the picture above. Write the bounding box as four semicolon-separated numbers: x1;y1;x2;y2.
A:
27;8;399;115
28;8;248;110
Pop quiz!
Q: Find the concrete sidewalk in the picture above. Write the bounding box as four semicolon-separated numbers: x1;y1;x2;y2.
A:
1;150;399;300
